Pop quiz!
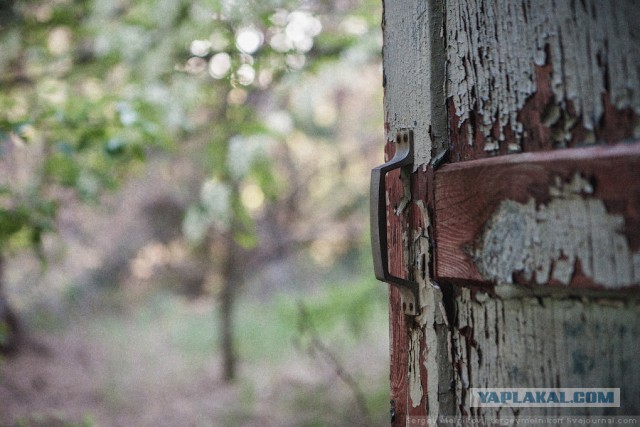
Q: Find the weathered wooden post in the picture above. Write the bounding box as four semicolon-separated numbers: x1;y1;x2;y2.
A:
376;1;640;423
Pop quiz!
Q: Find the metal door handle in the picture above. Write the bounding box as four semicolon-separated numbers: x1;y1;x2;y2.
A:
370;129;419;314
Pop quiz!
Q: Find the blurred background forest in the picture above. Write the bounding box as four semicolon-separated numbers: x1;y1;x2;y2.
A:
0;0;388;425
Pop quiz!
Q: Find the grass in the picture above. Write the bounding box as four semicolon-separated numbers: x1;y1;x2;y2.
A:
12;414;95;427
9;270;391;426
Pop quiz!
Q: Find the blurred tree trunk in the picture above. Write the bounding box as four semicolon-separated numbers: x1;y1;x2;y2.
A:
220;233;242;381
0;255;20;355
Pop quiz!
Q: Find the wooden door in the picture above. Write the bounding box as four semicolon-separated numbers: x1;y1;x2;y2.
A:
378;0;640;424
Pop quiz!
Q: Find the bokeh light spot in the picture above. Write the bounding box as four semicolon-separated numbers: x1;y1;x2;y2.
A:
209;52;231;79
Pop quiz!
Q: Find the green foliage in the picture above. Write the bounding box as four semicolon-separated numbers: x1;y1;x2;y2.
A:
280;276;387;340
0;319;9;346
0;1;185;252
0;200;55;254
0;0;383;261
176;0;383;249
11;414;95;427
1;0;386;423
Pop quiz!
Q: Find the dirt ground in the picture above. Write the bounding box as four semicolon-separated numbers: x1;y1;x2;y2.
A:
1;325;246;426
0;297;389;427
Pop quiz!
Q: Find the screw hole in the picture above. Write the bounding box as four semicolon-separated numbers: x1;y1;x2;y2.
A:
403;133;408;143
409;303;414;312
402;302;407;311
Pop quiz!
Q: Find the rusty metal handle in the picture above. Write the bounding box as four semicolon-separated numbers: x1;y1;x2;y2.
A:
370;130;419;307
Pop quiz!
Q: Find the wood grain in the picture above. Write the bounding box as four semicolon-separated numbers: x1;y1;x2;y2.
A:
385;142;411;426
386;141;433;424
434;143;640;288
452;288;640;416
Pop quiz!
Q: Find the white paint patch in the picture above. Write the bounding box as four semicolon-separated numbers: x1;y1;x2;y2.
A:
472;175;640;287
446;0;640;149
424;285;447;416
408;327;423;407
405;200;450;414
411;200;436;411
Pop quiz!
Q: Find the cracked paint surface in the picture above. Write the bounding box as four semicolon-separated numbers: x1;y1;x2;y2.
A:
408;327;423;407
472;175;640;287
453;288;640;415
447;0;640;150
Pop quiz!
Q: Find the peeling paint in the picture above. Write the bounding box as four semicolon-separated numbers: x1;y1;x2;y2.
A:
413;200;430;282
453;289;640;415
408;327;423;408
384;0;640;421
383;0;446;169
395;168;412;216
446;0;640;150
409;200;447;415
422;286;444;415
471;174;640;287
411;200;431;409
